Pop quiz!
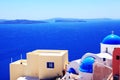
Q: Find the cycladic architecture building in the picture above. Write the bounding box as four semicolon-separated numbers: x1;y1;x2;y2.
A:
10;33;120;80
65;33;120;80
10;50;68;80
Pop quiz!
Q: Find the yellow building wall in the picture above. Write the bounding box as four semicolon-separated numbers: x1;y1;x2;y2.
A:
10;50;68;80
10;60;27;80
62;51;69;68
26;52;39;77
38;56;63;79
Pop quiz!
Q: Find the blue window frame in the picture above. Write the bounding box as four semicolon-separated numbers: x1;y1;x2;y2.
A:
47;62;54;68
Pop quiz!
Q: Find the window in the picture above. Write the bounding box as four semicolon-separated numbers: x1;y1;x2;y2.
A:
47;62;54;68
116;55;119;60
103;58;106;61
105;48;108;53
113;75;119;80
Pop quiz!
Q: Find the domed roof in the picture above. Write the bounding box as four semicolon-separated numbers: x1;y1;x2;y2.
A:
102;34;120;45
68;68;77;74
79;57;95;73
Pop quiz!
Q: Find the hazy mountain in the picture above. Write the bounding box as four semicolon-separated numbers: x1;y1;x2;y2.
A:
0;18;114;24
0;19;48;24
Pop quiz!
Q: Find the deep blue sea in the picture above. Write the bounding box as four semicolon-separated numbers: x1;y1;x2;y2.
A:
0;19;120;80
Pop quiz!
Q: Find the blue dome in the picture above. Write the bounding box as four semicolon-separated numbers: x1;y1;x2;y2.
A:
79;57;95;73
68;68;77;74
102;34;120;45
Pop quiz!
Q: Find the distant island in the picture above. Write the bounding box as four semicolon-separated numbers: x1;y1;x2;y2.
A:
0;18;114;24
0;19;48;24
0;18;87;24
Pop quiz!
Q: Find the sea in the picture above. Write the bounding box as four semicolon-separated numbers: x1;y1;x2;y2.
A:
0;19;120;80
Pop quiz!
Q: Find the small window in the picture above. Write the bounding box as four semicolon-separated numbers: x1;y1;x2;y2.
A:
103;58;106;61
47;62;54;68
116;55;119;60
105;48;108;53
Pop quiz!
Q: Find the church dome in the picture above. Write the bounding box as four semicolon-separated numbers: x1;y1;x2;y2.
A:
68;68;77;74
79;57;95;73
102;34;120;45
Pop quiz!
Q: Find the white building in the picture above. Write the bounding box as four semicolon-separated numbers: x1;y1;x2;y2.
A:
65;33;120;80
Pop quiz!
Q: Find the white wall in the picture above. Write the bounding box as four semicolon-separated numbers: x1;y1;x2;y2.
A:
78;72;93;80
67;59;81;74
100;43;120;54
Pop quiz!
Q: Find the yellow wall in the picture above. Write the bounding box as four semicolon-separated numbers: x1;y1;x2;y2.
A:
10;60;27;80
10;50;68;80
38;55;63;79
26;52;39;77
62;51;69;69
27;50;68;79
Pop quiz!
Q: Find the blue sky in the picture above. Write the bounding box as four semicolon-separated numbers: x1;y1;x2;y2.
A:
0;0;120;20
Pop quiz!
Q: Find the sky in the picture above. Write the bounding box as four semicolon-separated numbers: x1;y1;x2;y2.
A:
0;0;120;20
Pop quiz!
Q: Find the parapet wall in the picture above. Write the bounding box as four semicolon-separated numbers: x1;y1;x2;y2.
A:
93;62;112;80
